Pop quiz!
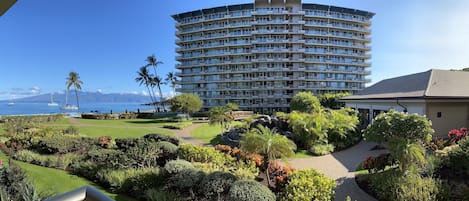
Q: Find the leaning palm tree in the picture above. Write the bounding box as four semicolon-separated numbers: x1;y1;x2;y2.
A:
151;75;166;111
240;125;297;187
136;66;157;111
66;71;83;109
208;106;233;133
165;72;178;97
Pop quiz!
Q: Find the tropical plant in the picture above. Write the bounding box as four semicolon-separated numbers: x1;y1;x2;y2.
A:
198;171;238;200
363;110;434;172
318;92;350;109
287;111;332;149
165;72;178;97
290;91;321;113
136;66;157;111
163;159;194;175
169;93;203;114
209;106;233;133
240;125;296;186
66;71;83;108
151;75;166;110
281;168;336;201
227;180;276;201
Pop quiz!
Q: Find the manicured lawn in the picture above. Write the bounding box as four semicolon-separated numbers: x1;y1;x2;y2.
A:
0;153;135;201
191;122;243;145
75;126;173;138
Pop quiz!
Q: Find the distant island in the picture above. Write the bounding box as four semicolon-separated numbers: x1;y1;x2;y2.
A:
0;92;153;103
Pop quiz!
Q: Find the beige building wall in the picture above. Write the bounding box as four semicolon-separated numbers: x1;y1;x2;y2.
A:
426;102;469;138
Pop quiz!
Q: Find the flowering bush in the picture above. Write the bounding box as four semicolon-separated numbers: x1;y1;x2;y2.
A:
214;144;240;157
361;153;395;173
268;160;295;191
448;127;468;143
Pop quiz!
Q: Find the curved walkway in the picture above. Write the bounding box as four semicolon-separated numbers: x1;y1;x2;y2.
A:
171;122;207;146
288;141;387;201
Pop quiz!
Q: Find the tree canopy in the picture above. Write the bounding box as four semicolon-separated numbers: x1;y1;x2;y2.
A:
290;92;320;113
169;93;202;114
318;92;349;109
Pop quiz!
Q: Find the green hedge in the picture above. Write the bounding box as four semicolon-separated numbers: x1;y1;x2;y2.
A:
228;180;276;201
13;150;81;170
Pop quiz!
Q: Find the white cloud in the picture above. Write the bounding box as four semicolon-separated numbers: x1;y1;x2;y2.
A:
29;86;41;94
97;89;103;93
141;90;149;96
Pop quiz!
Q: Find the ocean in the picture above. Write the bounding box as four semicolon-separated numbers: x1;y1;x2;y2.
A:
0;102;155;116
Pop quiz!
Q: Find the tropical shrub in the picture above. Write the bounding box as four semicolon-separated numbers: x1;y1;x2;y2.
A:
86;148;127;169
287;111;331;149
178;144;235;166
98;136;112;148
366;170;440;201
193;160;258;180
62;126;79;135
281;168;336;201
326;108;359;147
318;92;349;109
169;168;205;198
448;127;468;143
445;136;469;176
35;135;96;154
0;164;45;201
144;188;181;201
268;160;295;192
290;91;321;113
227;180;276;201
97;168;164;196
115;138;142;152
156;141;179;165
198;171;238;199
361;153;395;173
13;150;81;170
124;140;162;168
363;110;433;172
163;159;194;175
309;143;335;156
144;133;180;146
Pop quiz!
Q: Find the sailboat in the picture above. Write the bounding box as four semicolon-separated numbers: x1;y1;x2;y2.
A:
48;93;59;106
60;90;78;110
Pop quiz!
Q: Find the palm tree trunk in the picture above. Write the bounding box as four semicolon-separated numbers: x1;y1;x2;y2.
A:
74;88;79;108
158;86;164;111
146;86;157;112
264;157;271;187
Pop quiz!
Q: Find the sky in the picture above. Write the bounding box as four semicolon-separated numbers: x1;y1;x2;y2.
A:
1;0;468;100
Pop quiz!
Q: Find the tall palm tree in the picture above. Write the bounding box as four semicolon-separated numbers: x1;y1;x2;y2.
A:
152;75;166;111
145;54;163;77
165;72;178;97
240;125;297;187
66;71;83;108
208;106;233;133
136;66;157;111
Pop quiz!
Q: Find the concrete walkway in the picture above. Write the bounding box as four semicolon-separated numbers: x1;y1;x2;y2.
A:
171;122;207;146
288;141;387;201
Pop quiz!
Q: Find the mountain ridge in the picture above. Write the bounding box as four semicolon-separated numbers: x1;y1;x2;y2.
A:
1;92;153;103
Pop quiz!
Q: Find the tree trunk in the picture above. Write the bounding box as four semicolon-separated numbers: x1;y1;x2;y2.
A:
74;88;79;109
158;86;164;111
146;86;157;112
264;157;271;187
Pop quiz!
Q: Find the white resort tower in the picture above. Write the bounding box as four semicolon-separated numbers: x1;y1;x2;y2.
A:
173;0;374;113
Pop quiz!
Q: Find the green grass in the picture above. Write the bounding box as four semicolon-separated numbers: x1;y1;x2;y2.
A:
0;152;135;201
191;122;243;145
75;126;173;138
293;150;313;158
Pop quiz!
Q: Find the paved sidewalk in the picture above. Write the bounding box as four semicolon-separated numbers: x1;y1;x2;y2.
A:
171;122;208;146
288;141;387;201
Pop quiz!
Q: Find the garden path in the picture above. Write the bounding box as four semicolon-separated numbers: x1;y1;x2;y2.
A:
287;141;387;201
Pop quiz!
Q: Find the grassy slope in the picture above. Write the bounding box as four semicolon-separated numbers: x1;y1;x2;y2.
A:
0;153;135;201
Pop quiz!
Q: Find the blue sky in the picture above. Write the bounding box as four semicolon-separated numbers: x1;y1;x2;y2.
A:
1;0;468;100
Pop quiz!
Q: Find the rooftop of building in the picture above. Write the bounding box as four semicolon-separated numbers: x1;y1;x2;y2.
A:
342;69;469;100
172;2;374;20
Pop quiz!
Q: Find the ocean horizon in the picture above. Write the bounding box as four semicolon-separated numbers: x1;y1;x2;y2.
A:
0;102;156;116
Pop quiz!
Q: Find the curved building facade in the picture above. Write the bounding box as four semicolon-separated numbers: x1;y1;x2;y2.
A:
173;0;374;113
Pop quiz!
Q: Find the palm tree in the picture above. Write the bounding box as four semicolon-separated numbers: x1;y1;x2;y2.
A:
240;125;297;187
145;54;163;77
208;106;233;133
66;71;83;108
136;66;157;111
152;75;166;111
165;72;178;97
